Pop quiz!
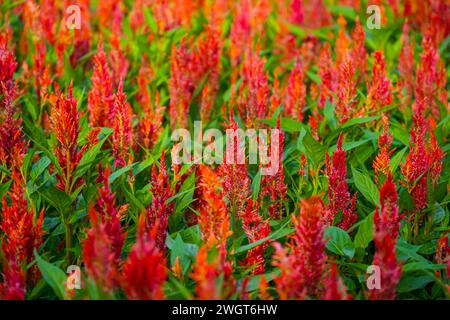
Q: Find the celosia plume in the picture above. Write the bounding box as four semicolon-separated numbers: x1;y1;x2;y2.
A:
326;134;357;230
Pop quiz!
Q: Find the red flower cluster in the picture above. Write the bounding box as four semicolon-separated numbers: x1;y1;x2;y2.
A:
326;134;357;230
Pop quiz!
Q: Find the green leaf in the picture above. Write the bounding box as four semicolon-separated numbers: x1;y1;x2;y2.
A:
352;167;379;206
30;156;51;181
397;275;435;293
324;226;355;258
354;212;374;249
34;249;67;300
74;136;109;179
108;163;134;184
341;116;380;129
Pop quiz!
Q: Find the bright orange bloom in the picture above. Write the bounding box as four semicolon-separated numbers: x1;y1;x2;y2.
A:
198;165;231;244
397;22;415;109
336;53;357;124
350;17;366;81
191;241;236;300
317;43;336;109
373;115;394;185
88;42;114;128
285;57;306;121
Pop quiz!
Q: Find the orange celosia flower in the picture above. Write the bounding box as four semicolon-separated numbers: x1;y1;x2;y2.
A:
351;17;366;81
373;114;394;185
317;42;336;109
88;41;114;128
191;241;236;300
198;165;231;244
336;53;357;124
285;57;306;122
366;51;393;113
397;22;415;109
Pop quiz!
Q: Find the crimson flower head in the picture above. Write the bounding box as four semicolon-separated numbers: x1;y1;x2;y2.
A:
326;134;357;230
146;152;174;250
82;206;119;294
273;196;328;299
322;263;351;300
370;174;402;300
0;31;17;94
122;215;167;300
94;164;127;268
237;50;269;128
240;200;270;275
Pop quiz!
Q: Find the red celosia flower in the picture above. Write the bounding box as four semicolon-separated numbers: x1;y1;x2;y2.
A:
401;105;429;213
229;0;251;66
322;263;351;300
168;40;196;129
199;24;220;122
260;116;286;219
0;83;27;173
0;258;26;300
285;57;306;122
336;53;357;123
137;92;165;152
237;50;269;128
198;165;231;244
146;153;174;250
220;112;251;217
94;165;127;268
50;84;86;193
88;41;114;128
427;130;444;187
0;32;17;94
240;200;270;275
1;170;44;264
112;82;134;168
373;115;394;184
109;28;129;88
326;134;357;230
366;51;393;112
82;207;119;294
191;241;236;300
415;36;447;119
370;174;402;300
273;196;328;299
122;215;167;300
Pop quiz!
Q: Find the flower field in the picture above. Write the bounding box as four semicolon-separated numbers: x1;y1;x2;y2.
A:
0;0;449;300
